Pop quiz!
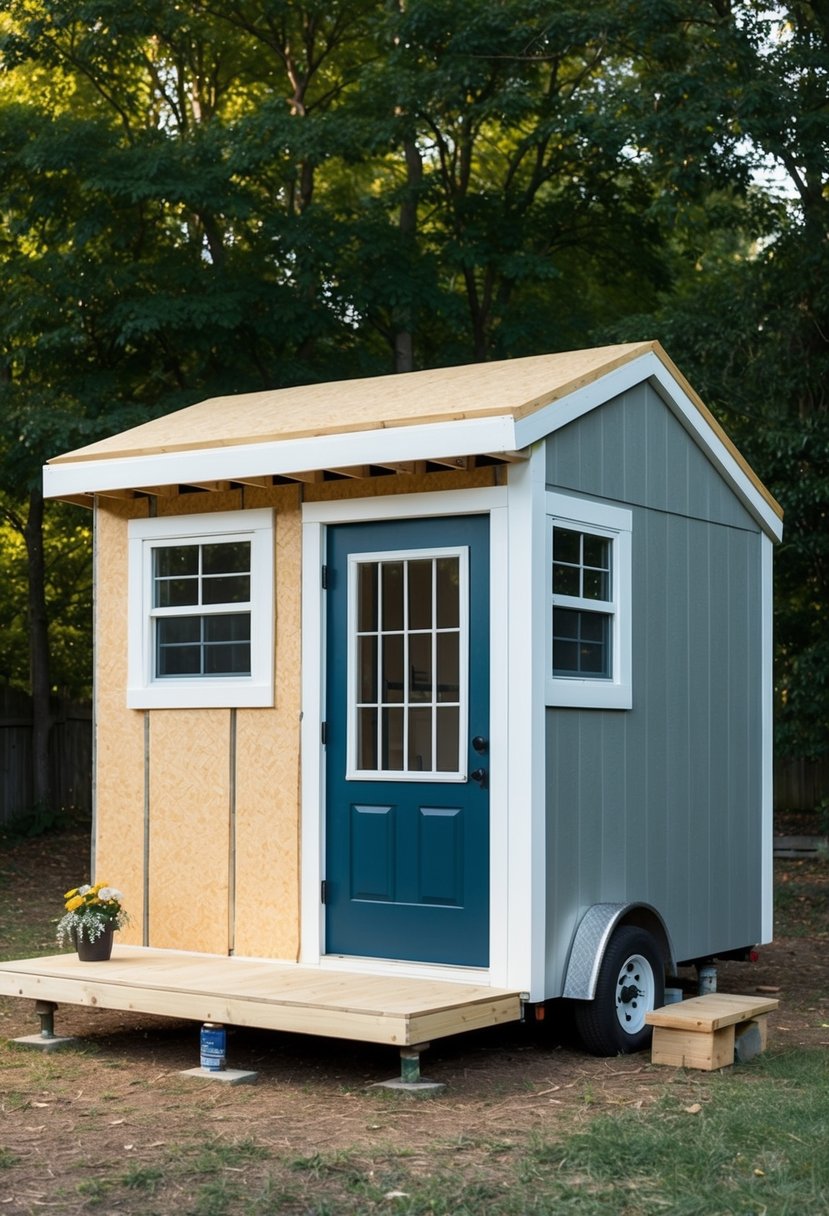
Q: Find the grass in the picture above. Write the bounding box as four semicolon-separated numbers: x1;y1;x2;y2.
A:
24;1046;823;1215
0;821;91;963
272;1049;829;1216
1;824;827;1213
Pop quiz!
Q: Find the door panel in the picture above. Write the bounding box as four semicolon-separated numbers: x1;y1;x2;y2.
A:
325;515;490;966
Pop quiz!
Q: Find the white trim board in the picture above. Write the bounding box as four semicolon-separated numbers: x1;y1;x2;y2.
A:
505;447;548;1001
44;415;519;499
760;534;774;944
126;508;275;709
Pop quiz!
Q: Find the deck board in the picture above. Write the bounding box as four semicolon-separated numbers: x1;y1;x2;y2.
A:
0;948;521;1046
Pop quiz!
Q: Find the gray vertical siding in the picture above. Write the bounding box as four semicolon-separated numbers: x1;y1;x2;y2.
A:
544;383;764;992
546;381;757;530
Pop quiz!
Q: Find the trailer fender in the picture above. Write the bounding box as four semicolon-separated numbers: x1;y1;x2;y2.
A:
562;903;676;1001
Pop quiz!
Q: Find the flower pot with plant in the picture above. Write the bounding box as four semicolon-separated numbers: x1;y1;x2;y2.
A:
56;883;129;961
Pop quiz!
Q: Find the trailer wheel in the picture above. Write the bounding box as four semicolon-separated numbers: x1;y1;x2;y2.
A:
574;925;664;1056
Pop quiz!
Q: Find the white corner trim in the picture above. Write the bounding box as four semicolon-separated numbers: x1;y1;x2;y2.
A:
487;503;510;989
504;445;548;999
760;534;774;944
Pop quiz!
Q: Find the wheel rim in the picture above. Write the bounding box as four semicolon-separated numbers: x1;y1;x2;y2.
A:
614;952;655;1035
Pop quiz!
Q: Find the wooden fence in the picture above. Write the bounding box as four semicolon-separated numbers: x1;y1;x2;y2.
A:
774;756;829;815
0;686;92;826
0;681;826;825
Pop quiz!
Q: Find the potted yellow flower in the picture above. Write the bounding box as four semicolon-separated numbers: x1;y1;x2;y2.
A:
57;883;128;961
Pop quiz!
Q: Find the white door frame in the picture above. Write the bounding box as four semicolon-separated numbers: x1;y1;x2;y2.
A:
300;467;547;996
300;484;527;986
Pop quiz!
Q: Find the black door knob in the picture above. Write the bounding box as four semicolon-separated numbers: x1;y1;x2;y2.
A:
470;768;488;789
472;736;488;754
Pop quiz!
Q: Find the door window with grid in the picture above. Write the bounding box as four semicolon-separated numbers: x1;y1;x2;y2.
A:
348;548;468;780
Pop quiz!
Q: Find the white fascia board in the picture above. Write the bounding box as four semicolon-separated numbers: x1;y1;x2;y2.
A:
42;414;520;499
514;351;783;543
513;353;657;451
647;360;783;541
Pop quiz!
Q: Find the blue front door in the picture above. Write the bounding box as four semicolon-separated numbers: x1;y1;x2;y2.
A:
325;515;490;967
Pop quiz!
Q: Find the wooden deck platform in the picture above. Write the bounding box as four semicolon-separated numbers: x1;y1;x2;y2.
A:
0;947;522;1048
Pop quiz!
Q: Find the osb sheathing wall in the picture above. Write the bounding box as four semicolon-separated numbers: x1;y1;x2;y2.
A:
93;467;497;959
94;498;149;947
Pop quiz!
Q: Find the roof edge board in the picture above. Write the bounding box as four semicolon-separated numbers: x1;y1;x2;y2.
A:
645;359;783;541
513;353;658;450
515;350;782;542
42;414;520;500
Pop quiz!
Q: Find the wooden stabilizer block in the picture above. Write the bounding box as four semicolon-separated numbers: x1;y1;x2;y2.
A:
646;993;778;1071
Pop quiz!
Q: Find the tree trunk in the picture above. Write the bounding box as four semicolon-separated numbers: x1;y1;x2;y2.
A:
394;138;423;373
23;486;53;814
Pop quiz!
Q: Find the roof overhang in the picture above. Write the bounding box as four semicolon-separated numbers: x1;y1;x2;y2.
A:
42;412;525;502
43;343;783;542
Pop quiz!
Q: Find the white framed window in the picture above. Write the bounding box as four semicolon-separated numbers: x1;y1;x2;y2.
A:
127;509;274;709
347;546;469;782
546;493;632;709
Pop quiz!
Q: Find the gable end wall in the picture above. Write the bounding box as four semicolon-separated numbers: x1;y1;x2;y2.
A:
544;383;764;990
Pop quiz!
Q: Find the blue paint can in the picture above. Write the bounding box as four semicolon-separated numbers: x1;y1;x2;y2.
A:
200;1022;226;1071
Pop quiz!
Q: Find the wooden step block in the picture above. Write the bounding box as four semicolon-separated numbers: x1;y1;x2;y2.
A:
646;993;778;1071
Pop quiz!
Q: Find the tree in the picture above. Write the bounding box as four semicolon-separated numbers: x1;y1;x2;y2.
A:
5;0;825;799
608;1;829;760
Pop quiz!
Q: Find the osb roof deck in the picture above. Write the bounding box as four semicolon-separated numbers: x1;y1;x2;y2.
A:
0;948;522;1047
50;343;651;465
44;341;783;527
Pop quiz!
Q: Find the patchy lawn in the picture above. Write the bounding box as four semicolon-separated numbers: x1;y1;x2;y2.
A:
0;824;827;1214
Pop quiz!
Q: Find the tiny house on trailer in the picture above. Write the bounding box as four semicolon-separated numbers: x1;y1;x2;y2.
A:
2;342;782;1065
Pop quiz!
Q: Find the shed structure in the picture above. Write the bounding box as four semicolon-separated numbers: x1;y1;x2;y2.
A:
1;341;783;1058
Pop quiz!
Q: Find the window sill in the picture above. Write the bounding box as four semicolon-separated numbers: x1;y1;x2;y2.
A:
546;679;632;710
127;680;274;711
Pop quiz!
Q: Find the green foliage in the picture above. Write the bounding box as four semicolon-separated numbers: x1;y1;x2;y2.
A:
605;1;829;760
0;503;91;696
0;0;826;759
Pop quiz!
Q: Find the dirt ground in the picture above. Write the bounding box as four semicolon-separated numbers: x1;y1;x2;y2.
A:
1;826;827;1213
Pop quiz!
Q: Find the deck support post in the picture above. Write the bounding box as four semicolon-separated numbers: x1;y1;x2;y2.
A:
36;1000;57;1039
696;963;717;995
371;1042;445;1096
400;1045;425;1085
12;1000;75;1052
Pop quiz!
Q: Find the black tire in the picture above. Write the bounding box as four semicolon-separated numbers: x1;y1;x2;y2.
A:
574;925;665;1056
